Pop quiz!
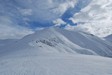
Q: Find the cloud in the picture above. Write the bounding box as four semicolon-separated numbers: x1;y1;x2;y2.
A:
0;16;34;39
0;0;93;39
70;0;112;37
0;0;78;39
64;24;75;30
53;18;66;26
0;25;33;39
19;8;32;16
3;0;79;25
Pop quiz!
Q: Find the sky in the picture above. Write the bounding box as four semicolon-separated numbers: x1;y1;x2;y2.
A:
0;0;90;39
71;0;112;37
0;0;111;39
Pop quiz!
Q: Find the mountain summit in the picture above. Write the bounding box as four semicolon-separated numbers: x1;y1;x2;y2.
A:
1;27;112;58
0;27;112;75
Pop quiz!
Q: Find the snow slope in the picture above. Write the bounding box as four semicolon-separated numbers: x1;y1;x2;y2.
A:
71;0;112;37
0;54;112;75
105;35;112;44
0;27;112;58
0;39;17;47
0;27;112;75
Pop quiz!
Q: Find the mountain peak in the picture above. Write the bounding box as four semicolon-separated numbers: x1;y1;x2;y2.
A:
1;27;112;58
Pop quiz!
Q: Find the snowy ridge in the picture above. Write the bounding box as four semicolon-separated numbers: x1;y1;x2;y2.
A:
0;27;112;58
105;35;112;44
0;27;112;75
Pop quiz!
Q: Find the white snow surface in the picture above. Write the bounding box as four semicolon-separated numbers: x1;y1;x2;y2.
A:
71;0;112;37
0;27;112;75
105;35;112;44
0;54;112;75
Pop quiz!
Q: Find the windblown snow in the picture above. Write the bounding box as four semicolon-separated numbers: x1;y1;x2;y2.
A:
0;28;112;75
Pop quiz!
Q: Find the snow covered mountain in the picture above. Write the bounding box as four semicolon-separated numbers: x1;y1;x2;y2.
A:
0;27;112;58
71;0;112;37
105;35;112;44
0;27;112;75
0;39;17;47
0;0;112;75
